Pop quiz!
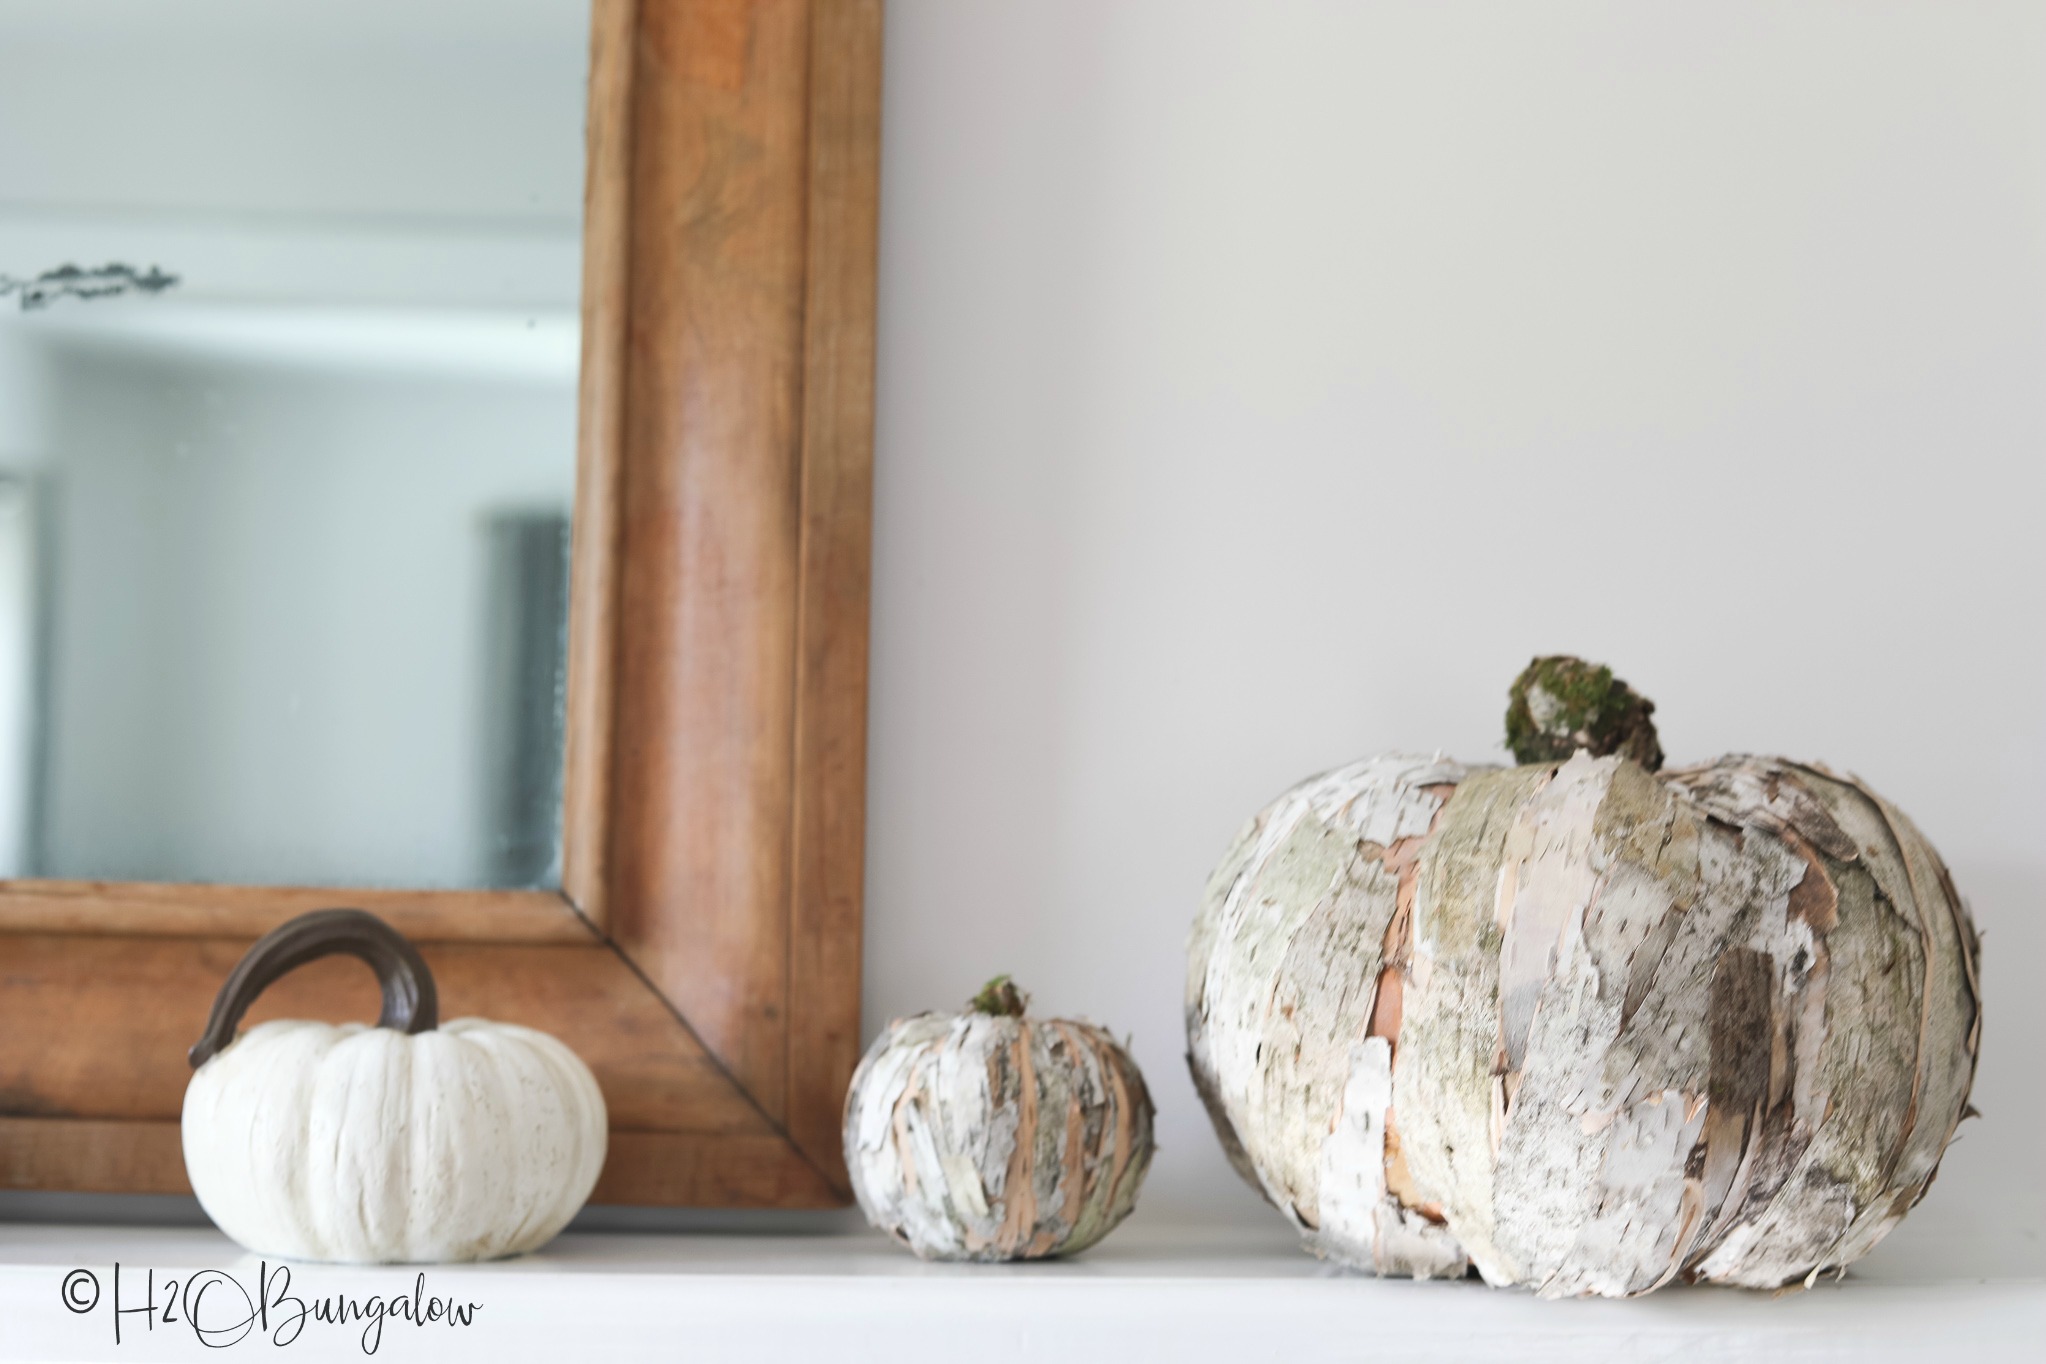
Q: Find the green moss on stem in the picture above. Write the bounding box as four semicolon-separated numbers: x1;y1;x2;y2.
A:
969;975;1030;1017
1505;655;1664;771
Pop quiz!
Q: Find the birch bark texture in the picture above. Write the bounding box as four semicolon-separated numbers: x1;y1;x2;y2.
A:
844;979;1155;1260
1185;660;1981;1297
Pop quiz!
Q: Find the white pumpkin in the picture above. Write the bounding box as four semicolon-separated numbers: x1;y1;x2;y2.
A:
1186;658;1981;1297
844;977;1155;1261
181;909;607;1264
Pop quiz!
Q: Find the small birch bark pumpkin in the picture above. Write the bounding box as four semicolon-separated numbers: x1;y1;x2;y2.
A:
844;978;1155;1261
1186;658;1981;1297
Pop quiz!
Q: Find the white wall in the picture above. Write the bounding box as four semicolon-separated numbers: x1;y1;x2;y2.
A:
863;0;2046;1256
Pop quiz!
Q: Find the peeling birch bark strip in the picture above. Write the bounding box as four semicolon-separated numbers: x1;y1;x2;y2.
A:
1669;758;1981;1285
1188;755;1473;1276
1394;764;1551;1283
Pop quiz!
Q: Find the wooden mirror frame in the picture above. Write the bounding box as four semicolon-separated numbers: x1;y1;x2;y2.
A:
0;0;881;1209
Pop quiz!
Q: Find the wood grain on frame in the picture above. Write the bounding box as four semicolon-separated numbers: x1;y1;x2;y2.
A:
0;1121;841;1209
560;0;639;932
0;0;880;1208
786;0;882;1188
605;0;808;1130
0;882;586;944
0;936;770;1132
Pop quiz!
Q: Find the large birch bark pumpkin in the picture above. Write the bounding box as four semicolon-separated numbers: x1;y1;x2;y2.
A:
1185;657;1981;1297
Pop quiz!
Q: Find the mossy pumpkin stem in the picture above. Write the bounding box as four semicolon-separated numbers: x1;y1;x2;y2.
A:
1504;655;1664;772
969;975;1029;1018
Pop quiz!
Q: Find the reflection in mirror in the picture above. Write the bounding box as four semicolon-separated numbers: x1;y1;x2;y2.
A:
0;1;591;889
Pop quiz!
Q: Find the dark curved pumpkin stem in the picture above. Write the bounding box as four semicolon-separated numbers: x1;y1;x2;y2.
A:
969;975;1029;1018
188;908;438;1068
1505;655;1664;771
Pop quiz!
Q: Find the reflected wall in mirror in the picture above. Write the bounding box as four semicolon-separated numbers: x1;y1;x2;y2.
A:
0;0;591;889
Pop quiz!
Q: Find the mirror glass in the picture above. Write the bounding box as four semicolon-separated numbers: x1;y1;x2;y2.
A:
0;1;590;889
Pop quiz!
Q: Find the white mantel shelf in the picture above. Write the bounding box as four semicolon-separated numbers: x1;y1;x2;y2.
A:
1;1218;2038;1363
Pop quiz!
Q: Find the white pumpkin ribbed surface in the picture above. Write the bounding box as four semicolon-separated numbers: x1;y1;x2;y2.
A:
182;1017;607;1263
